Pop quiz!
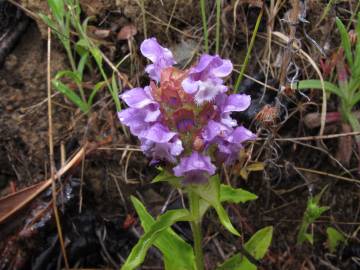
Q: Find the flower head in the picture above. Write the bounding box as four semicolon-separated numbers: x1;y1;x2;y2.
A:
182;54;233;104
140;38;176;82
173;152;216;184
118;38;255;184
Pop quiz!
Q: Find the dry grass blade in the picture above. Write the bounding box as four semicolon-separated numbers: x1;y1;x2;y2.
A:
47;27;69;269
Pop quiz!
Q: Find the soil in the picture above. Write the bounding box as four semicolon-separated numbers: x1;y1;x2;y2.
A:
1;0;360;270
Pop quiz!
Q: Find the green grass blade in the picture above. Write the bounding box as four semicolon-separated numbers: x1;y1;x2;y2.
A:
200;0;208;52
294;80;343;97
215;0;221;54
48;0;65;22
52;80;89;113
234;8;263;92
336;17;353;68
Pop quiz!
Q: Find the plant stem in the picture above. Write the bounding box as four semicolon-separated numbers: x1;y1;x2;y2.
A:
234;7;263;92
215;0;221;55
189;191;204;270
200;0;208;53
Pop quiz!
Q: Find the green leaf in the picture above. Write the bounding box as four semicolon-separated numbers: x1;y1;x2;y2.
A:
244;226;273;260
121;206;192;270
336;17;353;68
131;197;196;270
354;13;360;75
90;47;103;66
297;189;329;245
111;74;122;112
52;80;89;113
76;38;91;56
191;175;240;236
294;80;342;97
152;168;181;188
327;227;346;253
48;0;65;22
88;81;106;106
38;13;56;30
305;233;314;245
220;184;258;204
217;226;273;270
55;70;81;85
77;52;89;79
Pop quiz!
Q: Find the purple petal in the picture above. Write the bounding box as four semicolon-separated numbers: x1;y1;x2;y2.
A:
188;54;233;80
140;38;176;81
144;106;161;122
190;54;217;76
140;123;177;143
181;78;199;94
194;81;227;104
202;120;231;142
120;86;156;108
220;113;238;127
140;38;173;63
173;152;216;177
141;137;183;164
118;108;151;136
211;59;233;77
223;94;251;113
226;126;256;144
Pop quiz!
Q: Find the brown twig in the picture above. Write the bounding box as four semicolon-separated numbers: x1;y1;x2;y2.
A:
279;164;360;185
47;27;69;269
256;131;360;142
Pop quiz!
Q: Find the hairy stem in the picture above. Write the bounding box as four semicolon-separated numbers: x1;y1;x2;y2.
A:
189;191;204;270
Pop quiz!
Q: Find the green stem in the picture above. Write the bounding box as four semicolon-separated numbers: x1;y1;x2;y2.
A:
234;7;263;93
200;0;208;53
189;191;204;270
215;0;221;55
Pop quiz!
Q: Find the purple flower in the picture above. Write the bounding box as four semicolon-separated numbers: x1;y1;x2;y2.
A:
140;38;176;82
201;118;255;164
140;123;183;163
117;86;160;136
118;37;256;182
216;126;256;164
120;87;157;108
181;54;233;104
173;152;216;183
215;93;251;127
202;120;232;142
141;137;183;164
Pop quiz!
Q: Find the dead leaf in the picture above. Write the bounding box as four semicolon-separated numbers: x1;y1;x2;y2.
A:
0;146;86;224
117;24;137;40
0;181;51;224
240;162;265;180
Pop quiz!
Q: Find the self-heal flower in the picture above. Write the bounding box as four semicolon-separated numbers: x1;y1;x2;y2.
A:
173;152;216;184
139;123;183;164
215;93;251;127
118;37;255;184
216;126;257;164
182;54;233;104
140;37;176;82
117;86;160;136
